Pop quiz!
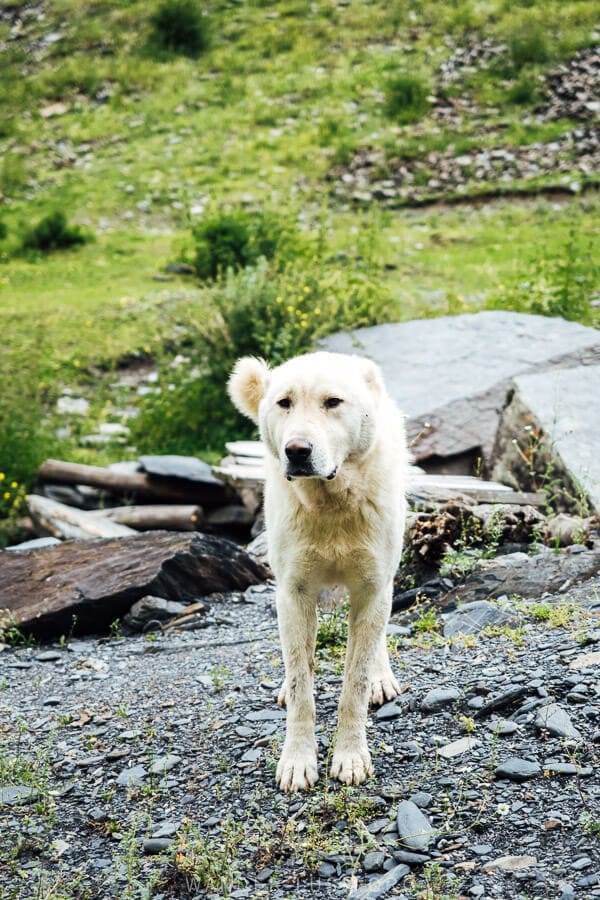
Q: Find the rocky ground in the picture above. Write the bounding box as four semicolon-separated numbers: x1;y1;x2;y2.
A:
1;573;599;899
330;46;600;207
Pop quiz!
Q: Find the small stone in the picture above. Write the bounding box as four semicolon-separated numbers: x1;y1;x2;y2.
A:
36;651;62;662
363;850;385;872
482;855;537;872
472;844;493;856
396;800;435;851
571;857;593;871
438;737;480;758
240;748;262;763
149;755;181;776
394;850;431;864
317;862;336;878
116;765;147;786
408;791;433;809
375;701;403;720
535;703;582;741
495;758;541;782
245;709;286;721
421;686;462;712
152;821;181;839
143;838;172;855
489;718;518;735
569;651;600;669
256;867;273;882
348;864;410;899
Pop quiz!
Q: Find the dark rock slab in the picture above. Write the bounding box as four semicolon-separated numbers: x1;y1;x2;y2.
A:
0;532;268;636
322;312;600;466
438;547;600;607
492;365;600;512
495;757;541;782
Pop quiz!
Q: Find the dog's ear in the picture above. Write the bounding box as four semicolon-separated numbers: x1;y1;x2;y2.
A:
228;356;270;423
357;356;384;397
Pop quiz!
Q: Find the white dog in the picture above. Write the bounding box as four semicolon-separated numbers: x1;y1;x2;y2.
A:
228;351;407;791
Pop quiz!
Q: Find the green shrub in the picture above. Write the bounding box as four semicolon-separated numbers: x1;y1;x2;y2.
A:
132;257;394;455
507;23;552;70
148;0;210;58
507;72;539;105
192;208;286;281
21;211;91;253
384;73;431;124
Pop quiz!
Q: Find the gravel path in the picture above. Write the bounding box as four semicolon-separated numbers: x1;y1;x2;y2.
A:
1;581;599;899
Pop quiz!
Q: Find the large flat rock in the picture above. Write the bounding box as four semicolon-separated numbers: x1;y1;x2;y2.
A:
0;532;268;636
322;312;600;468
492;365;600;513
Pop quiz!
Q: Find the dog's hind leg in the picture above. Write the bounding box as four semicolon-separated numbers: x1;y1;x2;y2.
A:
275;581;319;792
330;579;392;786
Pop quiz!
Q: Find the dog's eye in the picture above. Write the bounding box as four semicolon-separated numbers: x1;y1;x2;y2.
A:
277;397;291;409
324;397;343;409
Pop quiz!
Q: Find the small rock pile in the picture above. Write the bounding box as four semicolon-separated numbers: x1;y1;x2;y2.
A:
541;47;600;121
329;126;598;206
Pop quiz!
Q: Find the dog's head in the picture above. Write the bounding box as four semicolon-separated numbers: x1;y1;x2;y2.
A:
228;351;384;481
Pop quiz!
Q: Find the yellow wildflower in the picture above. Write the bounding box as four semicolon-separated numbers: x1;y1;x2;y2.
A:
3;492;10;500
303;286;310;293
10;481;17;489
276;296;283;304
287;305;294;313
314;308;321;315
0;473;4;481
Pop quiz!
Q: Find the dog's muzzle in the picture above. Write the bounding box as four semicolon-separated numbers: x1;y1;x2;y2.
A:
284;439;314;477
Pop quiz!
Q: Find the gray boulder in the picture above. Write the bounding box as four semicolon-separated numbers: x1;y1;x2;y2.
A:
322;311;600;468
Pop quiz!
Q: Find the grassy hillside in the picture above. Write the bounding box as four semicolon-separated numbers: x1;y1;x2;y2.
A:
0;0;599;538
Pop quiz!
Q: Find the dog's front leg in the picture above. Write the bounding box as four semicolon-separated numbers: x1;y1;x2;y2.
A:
331;581;392;785
275;581;319;792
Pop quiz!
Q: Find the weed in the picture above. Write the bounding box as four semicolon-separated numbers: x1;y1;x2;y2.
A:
0;611;32;647
21;211;91;253
482;624;526;647
507;22;552;70
527;601;577;628
210;664;231;692
384;73;431;124
458;715;477;735
410;860;463;899
172;818;243;895
413;606;439;635
147;0;210;59
109;619;123;640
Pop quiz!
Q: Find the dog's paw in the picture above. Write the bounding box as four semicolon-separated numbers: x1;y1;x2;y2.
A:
277;678;287;707
369;670;401;706
330;744;373;786
276;742;318;792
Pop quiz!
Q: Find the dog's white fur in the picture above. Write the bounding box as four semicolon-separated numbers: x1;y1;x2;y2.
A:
228;351;407;791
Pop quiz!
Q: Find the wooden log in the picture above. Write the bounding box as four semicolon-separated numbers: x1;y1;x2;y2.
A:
27;495;135;540
88;504;203;531
37;459;229;506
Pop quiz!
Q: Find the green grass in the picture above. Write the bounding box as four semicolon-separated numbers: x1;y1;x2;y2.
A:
0;0;599;533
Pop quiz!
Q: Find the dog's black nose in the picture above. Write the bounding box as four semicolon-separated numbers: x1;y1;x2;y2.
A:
285;439;312;463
